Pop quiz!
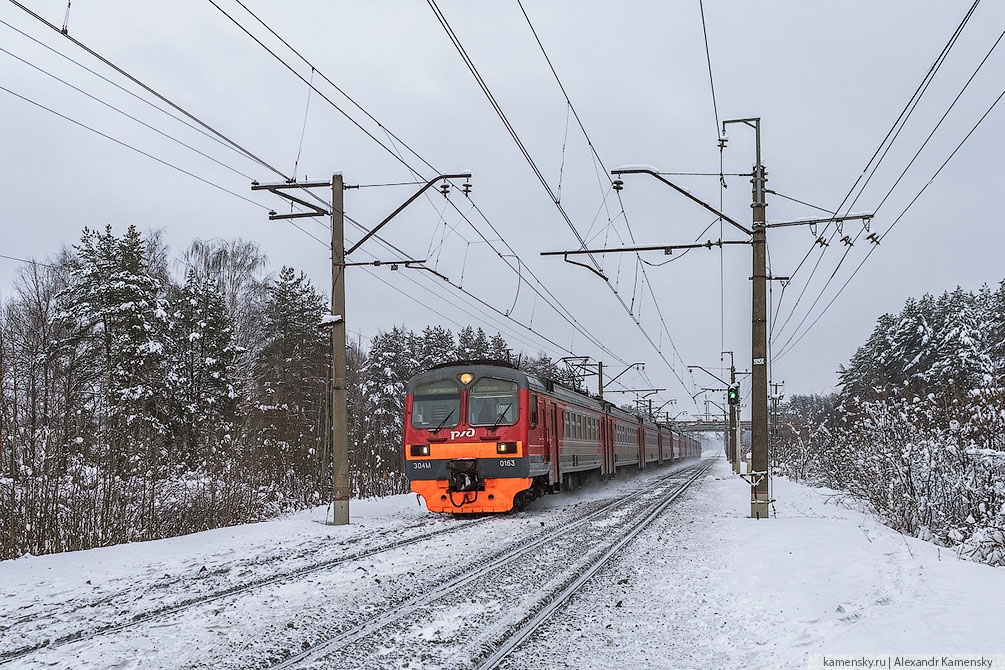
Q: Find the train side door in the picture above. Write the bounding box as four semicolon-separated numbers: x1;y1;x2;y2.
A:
550;405;560;486
601;417;609;476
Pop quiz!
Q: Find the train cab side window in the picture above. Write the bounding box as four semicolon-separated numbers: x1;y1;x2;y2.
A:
529;395;538;428
411;379;461;429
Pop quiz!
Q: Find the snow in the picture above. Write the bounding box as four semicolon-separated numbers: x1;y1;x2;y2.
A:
767;211;874;226
611;163;659;173
504;457;1005;669
3;457;1004;669
319;313;343;325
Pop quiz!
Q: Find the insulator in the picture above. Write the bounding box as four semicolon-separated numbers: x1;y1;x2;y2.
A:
439;182;450;196
390;263;399;270
462;182;472;196
841;236;853;246
815;236;829;248
612;179;624;191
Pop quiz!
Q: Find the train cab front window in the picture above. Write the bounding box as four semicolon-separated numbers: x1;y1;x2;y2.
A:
468;377;519;427
411;379;461;430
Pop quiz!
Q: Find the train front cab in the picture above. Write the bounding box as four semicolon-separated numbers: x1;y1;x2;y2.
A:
403;364;548;513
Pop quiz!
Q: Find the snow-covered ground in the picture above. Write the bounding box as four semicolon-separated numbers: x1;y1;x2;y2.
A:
2;456;1004;669
504;456;1005;669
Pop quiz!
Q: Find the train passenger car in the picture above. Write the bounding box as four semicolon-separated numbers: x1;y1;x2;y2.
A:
403;360;699;513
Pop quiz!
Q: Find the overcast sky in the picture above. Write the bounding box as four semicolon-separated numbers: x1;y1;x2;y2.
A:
2;1;1002;419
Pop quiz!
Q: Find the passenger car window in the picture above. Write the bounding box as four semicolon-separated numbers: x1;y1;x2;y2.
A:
529;394;538;427
411;379;460;429
468;377;519;427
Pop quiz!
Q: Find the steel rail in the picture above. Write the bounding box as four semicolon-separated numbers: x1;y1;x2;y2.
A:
268;461;707;669
0;516;495;664
477;461;711;669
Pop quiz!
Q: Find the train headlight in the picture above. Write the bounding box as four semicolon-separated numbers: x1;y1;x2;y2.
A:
460;373;473;385
496;442;518;454
410;444;430;457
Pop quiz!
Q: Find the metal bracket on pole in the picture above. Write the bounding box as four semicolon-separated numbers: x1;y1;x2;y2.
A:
346;172;472;256
611;168;752;236
251;180;331;220
561;253;608;280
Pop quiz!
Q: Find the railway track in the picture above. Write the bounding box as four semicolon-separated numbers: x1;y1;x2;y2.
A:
3;463;701;667
481;460;711;669
0;514;494;665
266;460;710;670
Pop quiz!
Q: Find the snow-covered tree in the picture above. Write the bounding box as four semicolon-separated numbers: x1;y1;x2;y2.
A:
357;326;417;497
167;269;237;463
415;325;456;369
457;325;491;359
254;266;329;500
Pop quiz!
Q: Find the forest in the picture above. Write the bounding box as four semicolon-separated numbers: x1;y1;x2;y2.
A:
773;282;1005;566
0;226;573;560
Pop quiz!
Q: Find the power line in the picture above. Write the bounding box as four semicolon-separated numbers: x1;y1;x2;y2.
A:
0;253;57;268
775;78;1005;362
697;0;720;135
469;0;698;402
0;17;254;164
208;0;633;368
0;84;270;211
0;45;256;181
3;4;594;365
205;0;420;177
227;0;437;177
13;0;654;384
769;0;979;348
8;0;336;223
8;0;292;183
774;7;999;354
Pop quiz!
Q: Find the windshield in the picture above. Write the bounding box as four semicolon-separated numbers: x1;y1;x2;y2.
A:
411;379;461;430
468;377;519;427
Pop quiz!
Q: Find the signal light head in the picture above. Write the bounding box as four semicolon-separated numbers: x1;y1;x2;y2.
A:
727;386;740;405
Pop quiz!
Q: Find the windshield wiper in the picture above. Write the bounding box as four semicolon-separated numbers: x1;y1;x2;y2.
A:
430;409;455;435
489;402;512;432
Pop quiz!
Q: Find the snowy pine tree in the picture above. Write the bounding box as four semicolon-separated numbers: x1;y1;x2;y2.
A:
357;326;417;497
166;268;237;464
254;266;329;502
54;225;170;541
415;325;456;369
